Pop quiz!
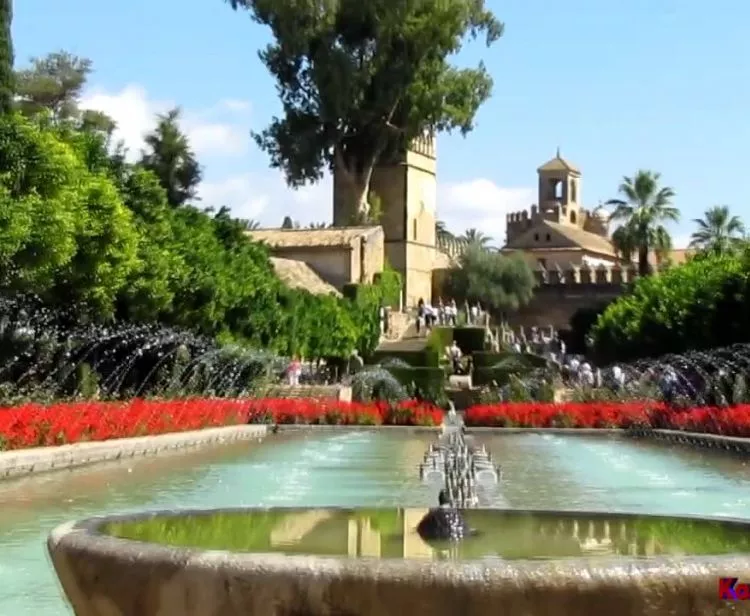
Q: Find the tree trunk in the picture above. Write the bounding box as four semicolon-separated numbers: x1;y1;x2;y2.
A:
333;148;375;226
637;245;650;278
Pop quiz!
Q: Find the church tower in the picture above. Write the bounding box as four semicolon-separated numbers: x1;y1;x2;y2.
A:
536;148;582;227
333;136;437;307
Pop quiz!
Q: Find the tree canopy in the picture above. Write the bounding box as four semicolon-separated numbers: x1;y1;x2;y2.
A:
591;248;750;362
224;0;503;223
0;51;400;363
445;244;534;314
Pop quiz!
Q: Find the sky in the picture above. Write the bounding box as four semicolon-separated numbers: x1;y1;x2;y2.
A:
12;0;750;247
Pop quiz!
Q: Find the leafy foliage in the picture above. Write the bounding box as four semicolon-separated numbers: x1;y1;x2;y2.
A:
224;0;503;221
0;107;391;360
445;244;535;315
591;250;750;362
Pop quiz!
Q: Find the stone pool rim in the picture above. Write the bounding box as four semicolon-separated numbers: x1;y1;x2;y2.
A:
51;504;750;564
48;506;750;616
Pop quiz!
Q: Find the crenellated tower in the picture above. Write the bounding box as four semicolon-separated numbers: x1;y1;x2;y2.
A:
333;134;438;306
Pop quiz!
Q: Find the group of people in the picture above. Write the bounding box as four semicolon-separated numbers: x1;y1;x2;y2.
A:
415;298;487;336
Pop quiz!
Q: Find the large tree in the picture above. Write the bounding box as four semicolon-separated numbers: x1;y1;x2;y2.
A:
140;108;202;208
446;244;534;315
15;51;92;120
689;205;745;255
606;170;679;277
224;0;503;223
0;0;13;115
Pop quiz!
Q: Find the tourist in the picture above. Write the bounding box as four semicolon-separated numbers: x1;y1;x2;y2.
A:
287;356;302;386
448;299;458;326
416;489;471;542
449;340;463;375
416;298;425;335
349;349;364;374
378;303;386;336
611;365;625;391
469;303;479;325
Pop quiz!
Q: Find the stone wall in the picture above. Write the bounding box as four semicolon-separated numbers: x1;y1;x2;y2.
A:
0;424;268;480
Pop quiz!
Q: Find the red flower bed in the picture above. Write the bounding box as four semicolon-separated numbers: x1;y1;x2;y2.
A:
0;398;442;450
464;402;750;437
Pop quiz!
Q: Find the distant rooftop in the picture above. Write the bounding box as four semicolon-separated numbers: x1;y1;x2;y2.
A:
537;148;580;174
247;226;381;249
270;257;341;296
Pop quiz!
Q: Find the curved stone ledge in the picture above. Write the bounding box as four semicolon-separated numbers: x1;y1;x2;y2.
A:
467;426;750;454
629;428;750;455
0;424;267;480
48;508;750;616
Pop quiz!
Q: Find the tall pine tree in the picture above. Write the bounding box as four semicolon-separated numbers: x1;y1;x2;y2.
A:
0;0;12;114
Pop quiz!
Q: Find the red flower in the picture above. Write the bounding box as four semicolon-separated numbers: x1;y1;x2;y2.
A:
464;401;750;437
0;397;444;450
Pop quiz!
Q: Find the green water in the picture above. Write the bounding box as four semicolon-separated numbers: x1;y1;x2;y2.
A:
105;508;750;560
4;430;750;614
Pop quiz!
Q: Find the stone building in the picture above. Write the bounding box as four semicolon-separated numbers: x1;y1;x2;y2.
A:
500;149;618;269
249;136;455;307
497;151;690;328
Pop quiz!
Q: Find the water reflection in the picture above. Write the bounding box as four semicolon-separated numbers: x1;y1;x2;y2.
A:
106;508;750;561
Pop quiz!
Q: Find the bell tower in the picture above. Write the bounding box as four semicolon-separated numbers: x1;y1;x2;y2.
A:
537;148;582;227
370;135;437;306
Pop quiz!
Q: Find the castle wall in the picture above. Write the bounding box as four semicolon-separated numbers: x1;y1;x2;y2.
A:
505;249;617;270
508;264;638;329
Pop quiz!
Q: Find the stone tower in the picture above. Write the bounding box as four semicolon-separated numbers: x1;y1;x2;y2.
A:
536;148;582;227
332;135;437;307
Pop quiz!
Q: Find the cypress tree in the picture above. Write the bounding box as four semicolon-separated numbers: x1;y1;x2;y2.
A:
0;0;13;115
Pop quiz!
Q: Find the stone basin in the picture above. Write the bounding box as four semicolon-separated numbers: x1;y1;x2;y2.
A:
48;507;750;616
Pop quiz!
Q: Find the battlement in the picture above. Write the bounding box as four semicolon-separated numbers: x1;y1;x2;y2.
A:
410;133;436;159
534;262;639;286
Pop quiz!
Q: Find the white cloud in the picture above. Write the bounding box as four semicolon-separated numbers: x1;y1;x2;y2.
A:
199;173;332;226
79;84;532;238
439;179;534;245
79;84;251;159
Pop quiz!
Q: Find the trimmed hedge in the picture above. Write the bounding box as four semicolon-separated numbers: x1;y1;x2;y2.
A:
386;366;447;397
371;347;438;367
452;327;486;354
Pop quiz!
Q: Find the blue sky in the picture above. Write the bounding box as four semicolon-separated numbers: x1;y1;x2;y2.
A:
13;0;750;246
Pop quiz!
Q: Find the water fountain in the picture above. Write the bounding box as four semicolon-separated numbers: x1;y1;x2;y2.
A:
0;294;285;401
3;292;750;614
418;408;500;509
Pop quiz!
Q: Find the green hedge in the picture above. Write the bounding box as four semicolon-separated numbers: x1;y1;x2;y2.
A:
386;366;446;396
426;327;453;362
452;327;486;354
371;347;438;367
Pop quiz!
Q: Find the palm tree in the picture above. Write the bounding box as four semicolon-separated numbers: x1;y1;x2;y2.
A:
461;228;491;248
606;170;679;276
688;205;745;255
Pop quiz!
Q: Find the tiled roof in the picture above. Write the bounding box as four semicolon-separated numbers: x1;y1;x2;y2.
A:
537;155;580;174
247;226;381;248
503;220;617;257
270;258;341;296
